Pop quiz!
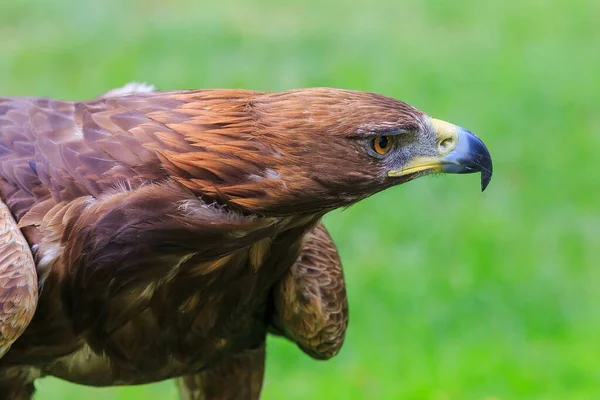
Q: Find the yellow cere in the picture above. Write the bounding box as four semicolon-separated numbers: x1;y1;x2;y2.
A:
430;118;458;138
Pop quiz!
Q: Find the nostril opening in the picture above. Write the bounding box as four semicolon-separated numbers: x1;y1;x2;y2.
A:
438;137;456;154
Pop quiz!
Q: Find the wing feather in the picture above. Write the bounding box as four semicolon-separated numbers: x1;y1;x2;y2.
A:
0;199;37;358
271;222;348;359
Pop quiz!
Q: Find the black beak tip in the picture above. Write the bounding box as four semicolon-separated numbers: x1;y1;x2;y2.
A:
479;153;493;192
477;146;494;192
481;169;492;192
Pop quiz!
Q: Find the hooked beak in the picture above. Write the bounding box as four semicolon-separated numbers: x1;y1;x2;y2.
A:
388;118;493;191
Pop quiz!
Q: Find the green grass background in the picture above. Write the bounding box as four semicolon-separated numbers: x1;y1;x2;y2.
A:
1;0;599;398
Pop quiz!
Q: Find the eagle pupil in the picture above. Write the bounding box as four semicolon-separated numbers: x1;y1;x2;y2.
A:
378;136;389;149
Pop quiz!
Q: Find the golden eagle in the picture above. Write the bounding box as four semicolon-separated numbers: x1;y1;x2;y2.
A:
0;84;492;399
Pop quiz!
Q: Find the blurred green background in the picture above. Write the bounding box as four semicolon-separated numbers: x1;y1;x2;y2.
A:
1;0;599;398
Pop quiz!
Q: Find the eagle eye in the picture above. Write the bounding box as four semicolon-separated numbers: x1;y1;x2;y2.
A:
372;135;393;156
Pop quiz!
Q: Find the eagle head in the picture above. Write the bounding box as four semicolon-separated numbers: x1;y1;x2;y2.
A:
162;88;492;216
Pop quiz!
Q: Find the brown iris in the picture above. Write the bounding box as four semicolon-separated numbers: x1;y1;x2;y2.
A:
372;135;393;155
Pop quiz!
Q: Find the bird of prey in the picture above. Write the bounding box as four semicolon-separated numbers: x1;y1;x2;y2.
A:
0;84;492;399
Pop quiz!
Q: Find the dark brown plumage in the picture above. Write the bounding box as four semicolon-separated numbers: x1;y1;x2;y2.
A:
0;85;492;399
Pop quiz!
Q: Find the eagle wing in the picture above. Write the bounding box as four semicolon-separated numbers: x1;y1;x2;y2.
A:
0;199;37;358
270;222;348;359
